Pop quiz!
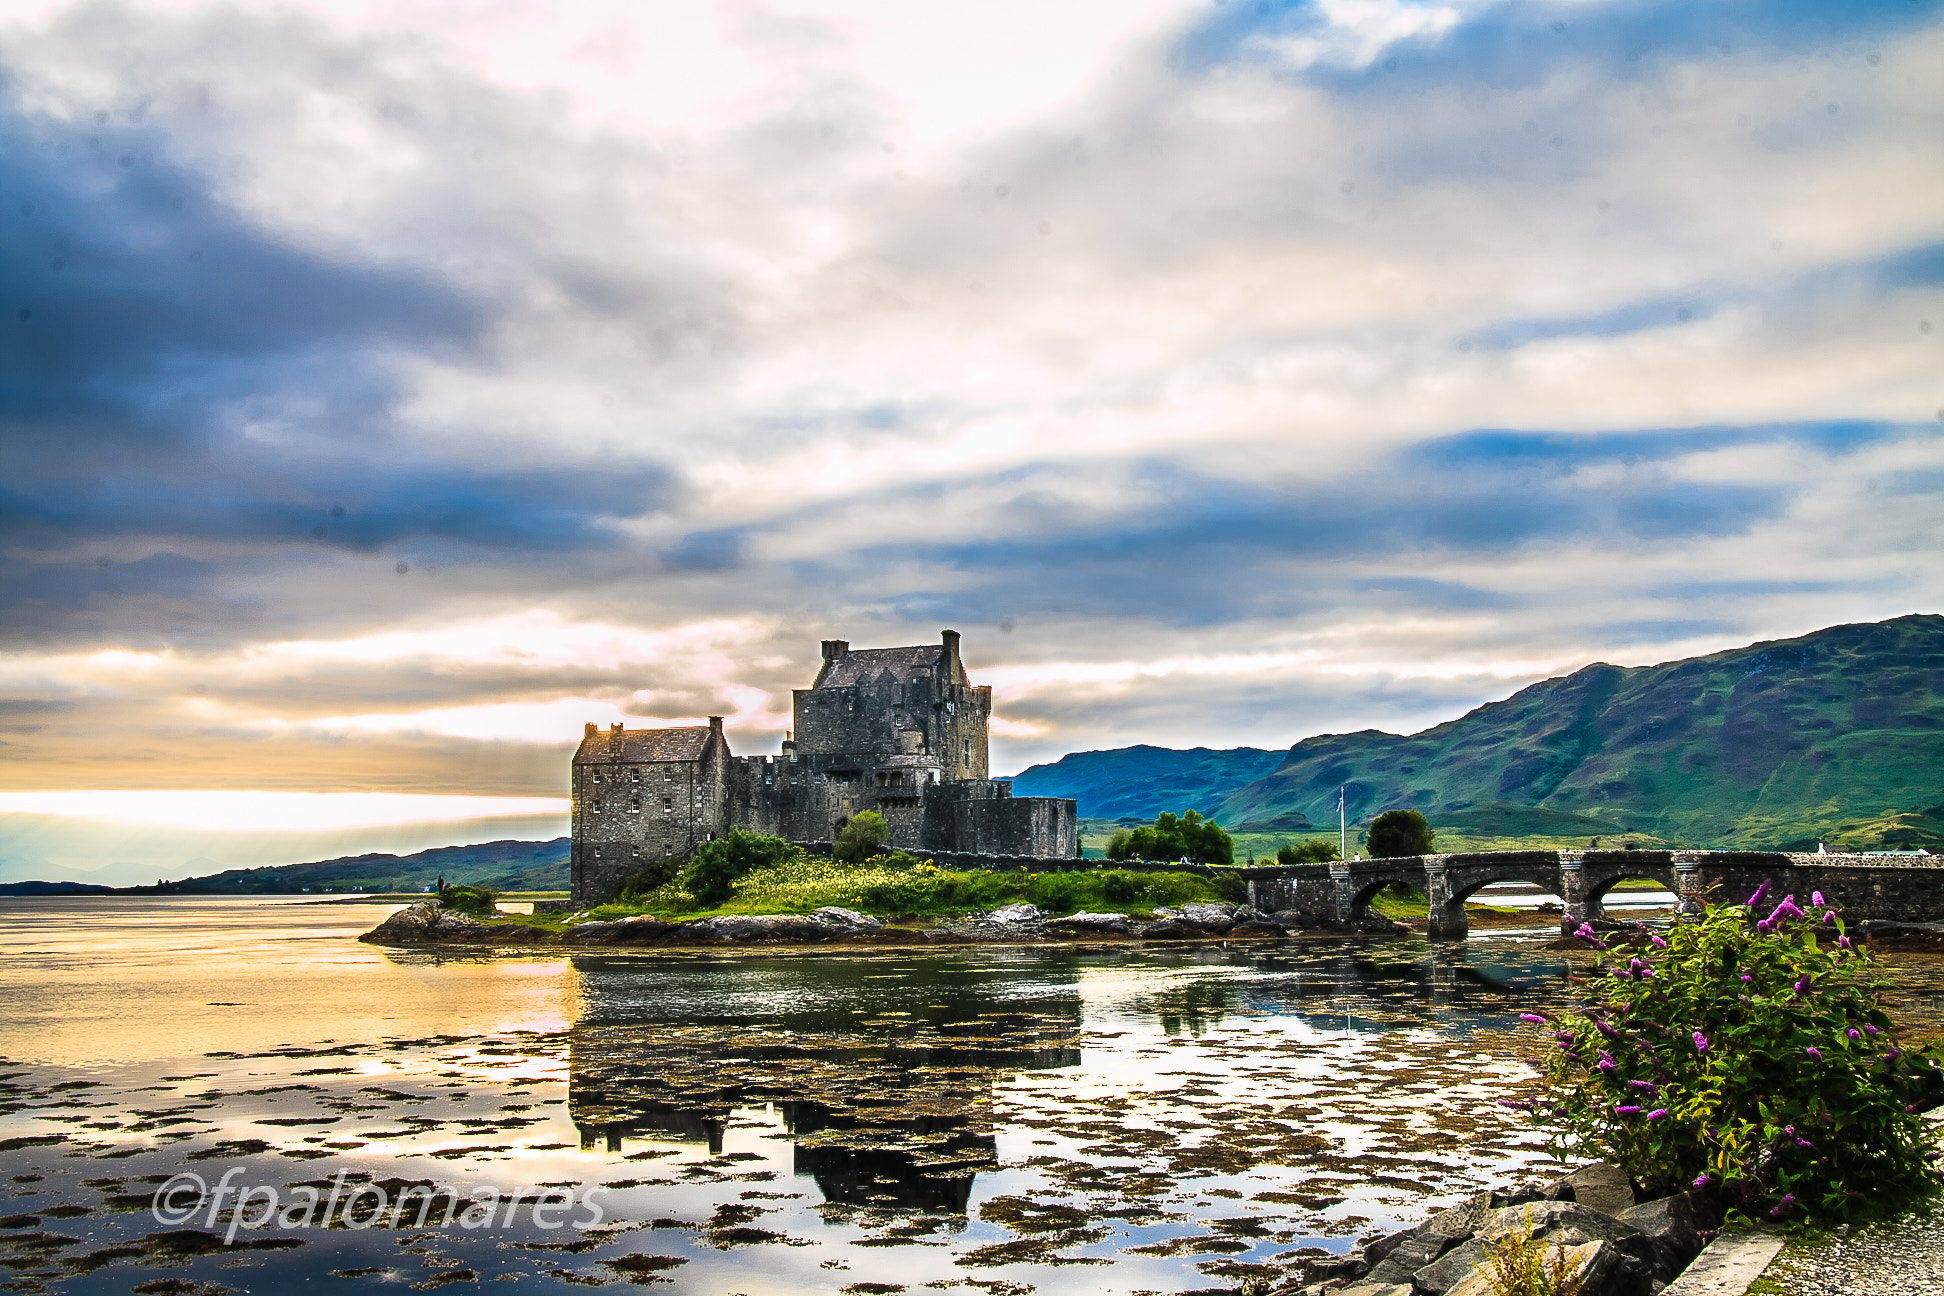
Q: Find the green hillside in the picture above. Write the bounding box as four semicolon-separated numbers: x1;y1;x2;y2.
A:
1214;614;1944;850
127;838;569;895
1010;744;1287;820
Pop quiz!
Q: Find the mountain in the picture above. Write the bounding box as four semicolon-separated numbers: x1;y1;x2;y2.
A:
121;838;569;895
0;880;117;895
1009;745;1288;820
1214;614;1944;850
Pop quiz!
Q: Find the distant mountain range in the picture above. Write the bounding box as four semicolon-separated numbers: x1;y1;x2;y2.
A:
113;838;569;895
1010;745;1286;821
1018;615;1944;851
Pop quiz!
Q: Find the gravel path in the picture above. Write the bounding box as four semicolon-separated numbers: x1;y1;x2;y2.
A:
1761;1198;1944;1295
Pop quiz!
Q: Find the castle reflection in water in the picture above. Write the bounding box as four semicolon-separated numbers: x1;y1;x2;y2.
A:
564;954;1084;1212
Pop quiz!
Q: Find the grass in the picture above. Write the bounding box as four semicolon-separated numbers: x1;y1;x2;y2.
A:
585;850;1239;923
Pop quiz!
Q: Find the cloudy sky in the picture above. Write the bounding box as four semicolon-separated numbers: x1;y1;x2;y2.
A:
1;0;1939;882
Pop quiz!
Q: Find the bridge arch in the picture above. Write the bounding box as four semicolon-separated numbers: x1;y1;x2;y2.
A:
1427;852;1567;941
1344;875;1421;925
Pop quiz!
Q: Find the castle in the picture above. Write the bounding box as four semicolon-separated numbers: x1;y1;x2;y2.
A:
570;630;1079;905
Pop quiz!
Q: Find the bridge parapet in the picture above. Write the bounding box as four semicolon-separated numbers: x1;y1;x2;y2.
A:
1234;849;1941;940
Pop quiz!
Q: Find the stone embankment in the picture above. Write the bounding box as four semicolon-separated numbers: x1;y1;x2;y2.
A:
1288;1160;1765;1296
358;899;1407;949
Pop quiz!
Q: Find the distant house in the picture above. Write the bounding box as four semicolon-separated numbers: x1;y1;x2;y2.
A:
570;630;1078;905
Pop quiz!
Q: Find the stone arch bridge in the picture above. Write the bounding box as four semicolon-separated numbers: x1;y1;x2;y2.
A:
1237;849;1943;940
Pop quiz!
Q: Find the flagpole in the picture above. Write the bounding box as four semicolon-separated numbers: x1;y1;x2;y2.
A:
1338;786;1346;861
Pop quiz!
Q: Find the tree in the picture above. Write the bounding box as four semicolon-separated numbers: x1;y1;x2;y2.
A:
833;810;891;863
1103;810;1234;865
684;828;793;906
1277;840;1342;865
1364;808;1435;858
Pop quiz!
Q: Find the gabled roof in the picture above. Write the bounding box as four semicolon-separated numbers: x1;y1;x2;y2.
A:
815;644;949;689
575;727;712;764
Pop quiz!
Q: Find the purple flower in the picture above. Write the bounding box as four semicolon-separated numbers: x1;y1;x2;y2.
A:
1598;1051;1617;1072
1575;922;1597;940
1651;934;1668;948
1740;973;1752;982
1693;1031;1710;1053
1693;1173;1712;1189
1749;880;1771;909
1849;1028;1861;1040
1865;1024;1879;1035
1630;1079;1659;1092
1813;891;1825;906
1796;1137;1814;1148
1839;935;1853;950
1769;897;1805;924
1520;1013;1547;1024
1795;977;1810;996
1823;911;1836;924
1615;1104;1642;1115
1647;1109;1669;1120
1769;1193;1797;1219
1807;1046;1823;1061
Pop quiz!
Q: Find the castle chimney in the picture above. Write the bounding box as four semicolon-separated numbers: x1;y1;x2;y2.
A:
610;722;623;733
708;715;724;733
821;639;849;663
584;722;597;739
941;629;961;673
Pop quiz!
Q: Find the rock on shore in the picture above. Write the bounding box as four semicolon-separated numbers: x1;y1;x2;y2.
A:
1288;1159;1727;1296
357;899;1410;949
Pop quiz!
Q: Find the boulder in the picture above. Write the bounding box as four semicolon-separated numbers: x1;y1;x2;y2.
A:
431;908;487;936
607;915;674;943
1138;919;1198;940
1361;1227;1415;1266
685;914;830;942
1180;902;1238;930
1230;920;1287;937
1446;1239;1611;1296
1297;1254;1368;1286
812;906;881;929
1045;912;1132;935
1426;1190;1495;1240
560;920;621;945
362;901;439;943
1363;1229;1457;1286
1413;1236;1489;1295
987;903;1043;925
1618;1192;1712;1277
1335;1284;1413;1296
1480;1201;1643;1248
1556;1161;1637;1217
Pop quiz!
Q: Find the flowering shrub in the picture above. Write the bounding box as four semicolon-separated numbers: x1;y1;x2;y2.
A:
1531;883;1942;1224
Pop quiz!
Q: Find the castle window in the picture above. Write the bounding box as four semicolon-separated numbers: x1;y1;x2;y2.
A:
630;795;641;813
662;797;673;812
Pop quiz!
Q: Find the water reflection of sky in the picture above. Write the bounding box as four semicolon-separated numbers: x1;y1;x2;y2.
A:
2;899;1938;1295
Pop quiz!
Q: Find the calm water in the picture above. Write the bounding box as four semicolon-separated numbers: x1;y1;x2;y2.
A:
0;897;1935;1295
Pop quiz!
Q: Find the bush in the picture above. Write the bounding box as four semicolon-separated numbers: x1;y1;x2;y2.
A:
834;810;890;863
1365;808;1435;857
1104;810;1233;865
683;828;795;906
617;857;681;898
442;884;498;916
1532;885;1943;1224
1277;840;1342;865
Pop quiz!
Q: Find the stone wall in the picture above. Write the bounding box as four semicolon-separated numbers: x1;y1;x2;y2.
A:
1237;850;1944;939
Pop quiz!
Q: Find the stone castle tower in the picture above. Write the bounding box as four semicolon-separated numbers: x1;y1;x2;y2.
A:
569;630;1078;905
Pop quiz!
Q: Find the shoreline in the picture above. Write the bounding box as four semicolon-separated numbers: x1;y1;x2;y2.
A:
356;895;1589;954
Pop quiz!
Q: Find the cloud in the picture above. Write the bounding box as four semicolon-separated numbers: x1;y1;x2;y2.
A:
0;0;1936;847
